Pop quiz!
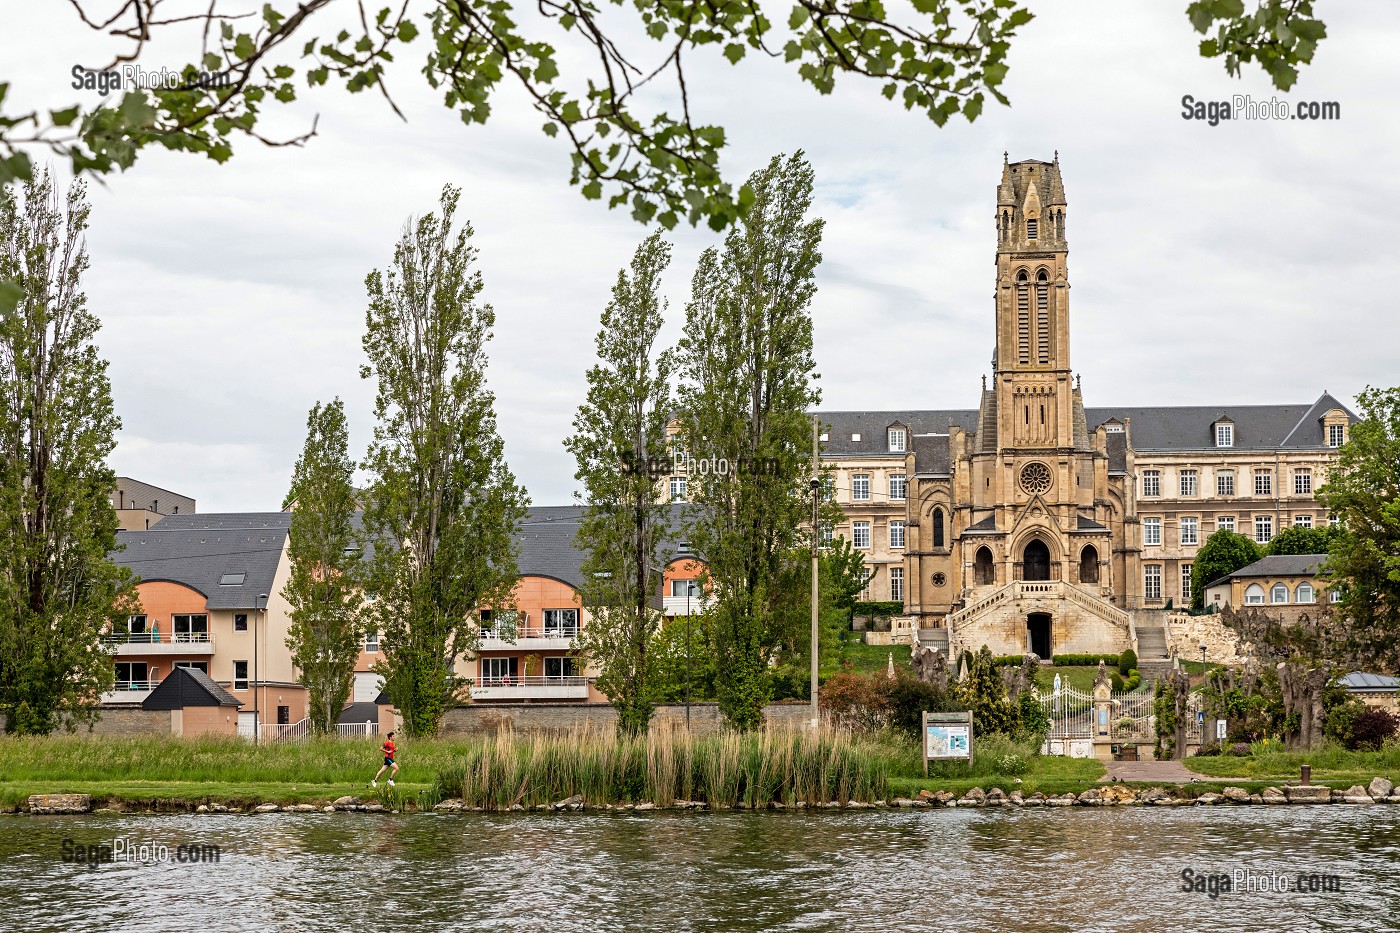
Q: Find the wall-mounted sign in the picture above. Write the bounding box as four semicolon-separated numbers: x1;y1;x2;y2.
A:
922;711;974;775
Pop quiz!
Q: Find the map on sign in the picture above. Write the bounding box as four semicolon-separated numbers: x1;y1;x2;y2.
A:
926;725;971;760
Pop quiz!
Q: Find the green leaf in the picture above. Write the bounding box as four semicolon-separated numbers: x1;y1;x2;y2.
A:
542;121;559;137
0;279;23;314
49;106;81;127
398;20;420;42
724;43;746;65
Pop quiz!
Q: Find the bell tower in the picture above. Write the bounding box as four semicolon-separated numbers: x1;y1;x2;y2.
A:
993;153;1073;449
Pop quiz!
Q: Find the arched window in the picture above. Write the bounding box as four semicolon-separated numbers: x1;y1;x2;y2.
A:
1015;269;1030;364
1244;584;1265;605
1079;545;1099;585
1035;269;1050;364
975;547;995;586
932;508;945;549
1296;582;1315;604
1271;583;1289;604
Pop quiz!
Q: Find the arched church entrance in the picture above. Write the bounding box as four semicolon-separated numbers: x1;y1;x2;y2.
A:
1023;539;1051;581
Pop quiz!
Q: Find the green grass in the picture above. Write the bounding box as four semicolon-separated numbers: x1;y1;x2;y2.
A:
827;638;899;676
1183;742;1400;787
890;750;1105;798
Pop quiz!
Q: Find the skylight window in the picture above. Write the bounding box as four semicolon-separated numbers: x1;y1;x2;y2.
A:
219;572;246;586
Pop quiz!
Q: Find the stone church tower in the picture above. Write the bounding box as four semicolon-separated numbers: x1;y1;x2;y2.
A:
905;154;1137;658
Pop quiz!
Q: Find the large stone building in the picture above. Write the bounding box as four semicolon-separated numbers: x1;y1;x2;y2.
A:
814;154;1354;659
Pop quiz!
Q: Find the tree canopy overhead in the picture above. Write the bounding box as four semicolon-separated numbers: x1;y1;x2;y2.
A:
0;1;1330;229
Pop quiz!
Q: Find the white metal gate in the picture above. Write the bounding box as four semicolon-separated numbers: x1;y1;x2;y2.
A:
1040;683;1094;758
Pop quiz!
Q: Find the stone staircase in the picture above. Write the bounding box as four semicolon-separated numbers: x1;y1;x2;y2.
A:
1134;625;1173;678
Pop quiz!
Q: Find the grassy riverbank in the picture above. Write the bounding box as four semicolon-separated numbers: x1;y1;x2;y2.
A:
1183;742;1400;787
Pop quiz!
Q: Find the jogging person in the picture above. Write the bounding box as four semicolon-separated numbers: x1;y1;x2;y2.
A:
370;731;398;787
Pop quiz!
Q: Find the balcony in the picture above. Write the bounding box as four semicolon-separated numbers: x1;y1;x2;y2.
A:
662;595;712;617
478;626;578;652
106;632;216;656
470;676;590;701
102;679;160;704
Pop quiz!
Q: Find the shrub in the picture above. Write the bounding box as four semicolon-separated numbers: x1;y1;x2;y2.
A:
1193;742;1221;757
1051;653;1121;667
994;752;1031;776
1227;742;1252;757
885;674;957;740
992;655;1025;667
1347;708;1399;751
1118;650;1137;677
1110;672;1125;692
818;672;890;733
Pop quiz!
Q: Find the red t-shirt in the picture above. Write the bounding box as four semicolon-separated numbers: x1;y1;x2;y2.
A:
382;739;396;760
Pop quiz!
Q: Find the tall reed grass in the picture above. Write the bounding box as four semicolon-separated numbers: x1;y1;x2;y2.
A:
434;725;907;809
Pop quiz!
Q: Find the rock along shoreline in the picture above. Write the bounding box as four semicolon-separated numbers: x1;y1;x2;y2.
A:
15;777;1400;816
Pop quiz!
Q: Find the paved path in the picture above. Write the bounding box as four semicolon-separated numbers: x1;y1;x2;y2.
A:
1100;759;1206;783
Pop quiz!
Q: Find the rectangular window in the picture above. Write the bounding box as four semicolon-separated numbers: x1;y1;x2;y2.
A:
127;614;148;635
888;429;906;452
219;572;245;586
543;609;580;636
671;579;700;597
889;566;904;602
819;523;834;546
1329;513;1340;527
820;475;835;502
859;565;874;601
234;613;247;632
1142;470;1160;497
172;614;209;643
889;521;906;549
1216;424;1234;448
173;661;208;674
1026;218;1038;239
233;660;249;691
1180;517;1199;546
669;476;687;501
889;474;907;501
1143;517;1161;546
1180;470;1198;497
1144;565;1162;600
365;631;379;653
852;475;870;501
852;521;871;549
1217;515;1235;532
1216;472;1235;497
1328;424;1345;447
480;657;518;682
1294;468;1313;495
544;657;578;679
1181;564;1193;602
1254;515;1274;543
115;661;149;689
1254;471;1272;496
1294;514;1313;528
1330;588;1342;603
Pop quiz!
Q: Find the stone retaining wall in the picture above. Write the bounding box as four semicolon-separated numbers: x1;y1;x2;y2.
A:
0;708;171;735
1165;612;1247;665
441;702;812;737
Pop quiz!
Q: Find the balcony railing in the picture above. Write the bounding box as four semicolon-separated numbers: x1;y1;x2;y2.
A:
478;625;579;649
106;632;213;645
662;595;712;616
113;679;160;691
469;675;591;700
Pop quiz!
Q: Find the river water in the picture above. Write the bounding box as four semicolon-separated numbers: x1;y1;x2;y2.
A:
2;806;1398;932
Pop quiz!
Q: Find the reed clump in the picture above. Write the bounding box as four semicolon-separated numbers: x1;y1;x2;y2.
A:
434;725;900;809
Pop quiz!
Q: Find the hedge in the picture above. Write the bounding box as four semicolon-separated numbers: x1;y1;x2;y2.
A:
1051;653;1122;667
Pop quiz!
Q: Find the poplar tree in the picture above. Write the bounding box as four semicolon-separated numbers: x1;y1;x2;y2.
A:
282;398;363;735
676;153;823;730
0;171;133;734
361;185;529;737
565;234;674;736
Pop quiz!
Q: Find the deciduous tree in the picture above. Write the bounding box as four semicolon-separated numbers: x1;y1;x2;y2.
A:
283;398;364;735
0;171;133;733
361;185;529;737
1190;528;1262;611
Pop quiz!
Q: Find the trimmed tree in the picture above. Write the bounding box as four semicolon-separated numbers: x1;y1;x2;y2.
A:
1317;385;1400;672
676;153;823;730
1264;523;1343;557
0;171;134;733
1190;529;1262;611
361;185;529;737
565;233;675;736
282;398;364;735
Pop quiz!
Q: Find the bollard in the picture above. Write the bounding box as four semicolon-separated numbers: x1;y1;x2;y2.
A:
1300;764;1311;786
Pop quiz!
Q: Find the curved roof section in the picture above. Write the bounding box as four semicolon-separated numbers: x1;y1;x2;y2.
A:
114;512;290;610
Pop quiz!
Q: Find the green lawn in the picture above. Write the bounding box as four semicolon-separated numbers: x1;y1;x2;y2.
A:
889;754;1105;798
1183;743;1400;788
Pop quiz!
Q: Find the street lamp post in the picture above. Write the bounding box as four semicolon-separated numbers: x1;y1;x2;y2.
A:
674;542;696;730
254;593;267;743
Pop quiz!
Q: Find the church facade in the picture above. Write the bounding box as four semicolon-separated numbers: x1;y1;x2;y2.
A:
814;155;1353;659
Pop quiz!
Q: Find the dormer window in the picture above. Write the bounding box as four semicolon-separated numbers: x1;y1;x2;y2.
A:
1215;423;1234;448
1026;218;1038;240
1328;424;1345;447
888;428;906;452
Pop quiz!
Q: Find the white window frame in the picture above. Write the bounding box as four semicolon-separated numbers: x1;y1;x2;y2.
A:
1143;517;1161;546
1294;514;1313;528
1180;470;1198;497
1180;517;1199;546
1142;470;1160;497
1217;515;1236;532
365;631;379;653
233;660;249;691
888;428;906;453
1330;588;1343;603
1296;583;1315;604
889;566;904;602
1255;515;1274;544
543;608;580;636
1144;565;1162;600
669;475;687;501
889;474;907;501
852;474;871;501
819;523;834;546
1270;583;1289;604
1216;423;1234;448
544;656;579;679
480;657;517;682
852;521;871;549
1217;472;1235;497
1245;584;1265;605
1294;469;1312;495
1254;471;1272;496
889;521;905;549
1328;424;1345;447
1181;564;1193;602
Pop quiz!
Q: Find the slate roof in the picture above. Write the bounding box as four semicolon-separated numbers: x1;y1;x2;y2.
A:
515;503;694;590
912;434;951;475
339;701;380;725
114;512;290;610
142;666;242;710
1205;554;1328;588
813;393;1354;457
1338;672;1400;692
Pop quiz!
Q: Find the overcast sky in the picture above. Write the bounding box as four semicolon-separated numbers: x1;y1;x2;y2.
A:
5;2;1398;512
